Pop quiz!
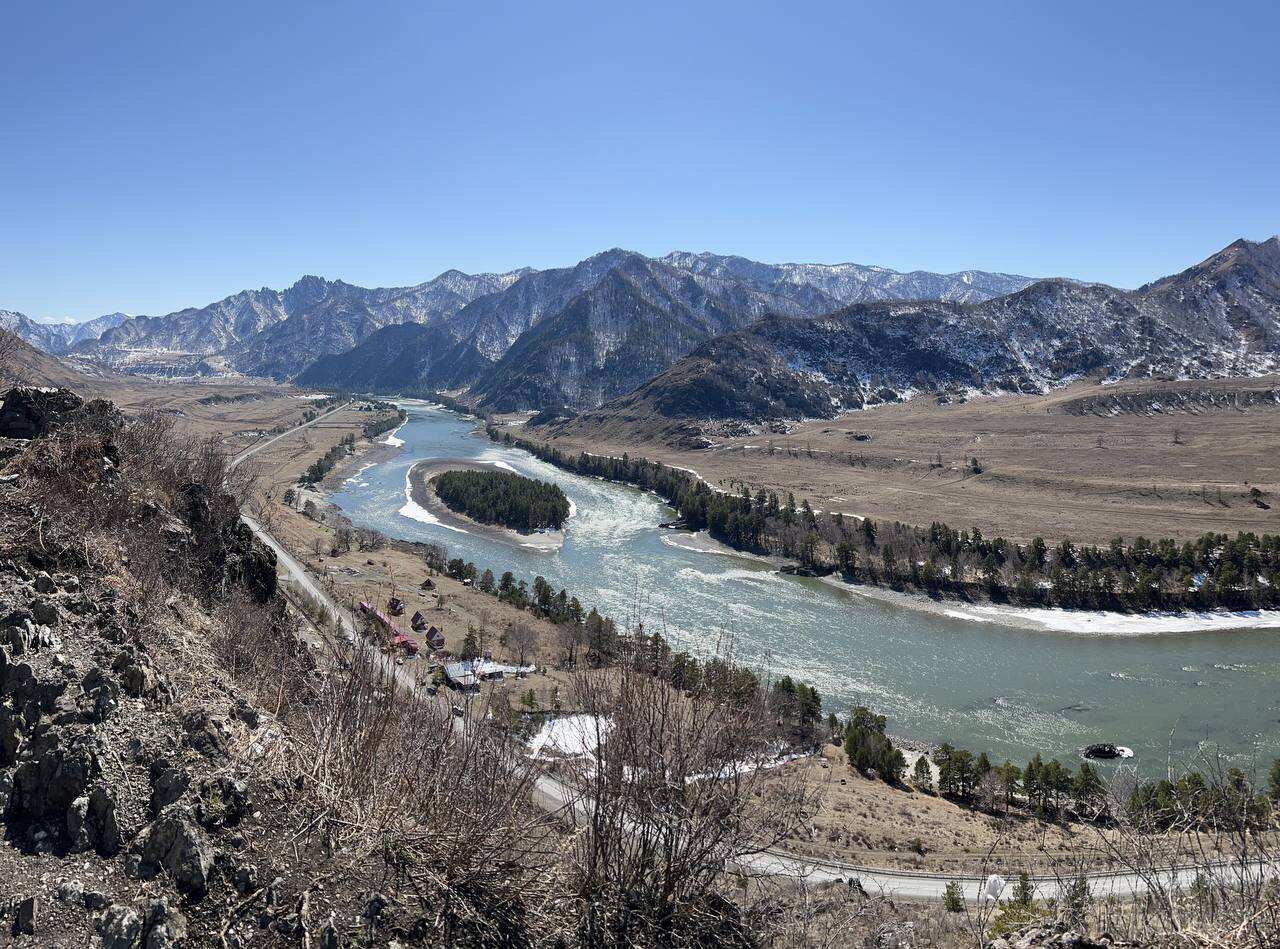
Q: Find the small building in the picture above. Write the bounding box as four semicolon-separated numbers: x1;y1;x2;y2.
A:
443;658;536;691
390;631;419;656
410;610;427;631
387;596;404;616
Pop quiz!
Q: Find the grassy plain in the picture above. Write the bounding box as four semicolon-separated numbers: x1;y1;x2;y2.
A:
527;377;1280;545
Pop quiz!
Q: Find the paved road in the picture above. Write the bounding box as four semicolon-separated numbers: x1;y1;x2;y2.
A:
229;410;1276;902
228;398;353;472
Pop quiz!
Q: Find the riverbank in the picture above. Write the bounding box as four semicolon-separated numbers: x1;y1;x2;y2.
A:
491;425;1280;637
825;576;1280;636
657;527;1280;636
406;458;566;552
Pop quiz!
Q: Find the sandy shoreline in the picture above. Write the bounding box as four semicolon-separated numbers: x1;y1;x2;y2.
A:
405;459;566;552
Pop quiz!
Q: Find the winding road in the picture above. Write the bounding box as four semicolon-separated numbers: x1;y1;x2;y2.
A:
230;405;1276;903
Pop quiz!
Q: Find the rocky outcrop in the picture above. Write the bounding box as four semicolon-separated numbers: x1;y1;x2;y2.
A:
133;804;215;898
0;387;85;439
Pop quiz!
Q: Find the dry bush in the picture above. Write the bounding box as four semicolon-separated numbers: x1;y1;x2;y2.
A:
293;644;566;944
1076;762;1280;947
564;643;818;947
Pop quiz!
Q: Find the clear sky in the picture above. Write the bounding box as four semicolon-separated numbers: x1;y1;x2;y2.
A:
3;1;1278;320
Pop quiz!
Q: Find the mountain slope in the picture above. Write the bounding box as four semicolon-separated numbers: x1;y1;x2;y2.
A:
466;252;838;410
557;237;1280;435
1;310;128;354
77;268;526;378
26;250;1039;396
0;330;97;389
661;251;1036;305
295;322;492;393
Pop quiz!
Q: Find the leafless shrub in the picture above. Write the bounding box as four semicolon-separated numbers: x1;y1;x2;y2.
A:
207;590;318;722
294;644;564;943
1077;765;1280;947
508;620;538;666
563;641;818;946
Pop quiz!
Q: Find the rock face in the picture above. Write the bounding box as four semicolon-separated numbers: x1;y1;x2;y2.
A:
0;387;85;439
134;805;215;898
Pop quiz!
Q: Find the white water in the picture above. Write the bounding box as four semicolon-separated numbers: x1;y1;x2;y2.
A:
328;403;1280;772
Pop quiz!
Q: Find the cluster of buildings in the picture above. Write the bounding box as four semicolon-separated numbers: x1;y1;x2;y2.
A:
358;597;535;690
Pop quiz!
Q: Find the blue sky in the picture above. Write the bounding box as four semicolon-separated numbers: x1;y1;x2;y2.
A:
3;1;1277;320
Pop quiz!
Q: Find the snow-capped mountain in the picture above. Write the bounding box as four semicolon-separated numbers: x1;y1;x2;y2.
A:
457;249;859;410
555;237;1280;432
660;251;1036;305
1;310;129;354
22;250;1035;391
74;268;528;378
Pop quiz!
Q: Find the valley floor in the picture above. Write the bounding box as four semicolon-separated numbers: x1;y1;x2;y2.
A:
525;375;1280;547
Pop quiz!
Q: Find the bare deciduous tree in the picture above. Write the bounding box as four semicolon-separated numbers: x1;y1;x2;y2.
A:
508;620;538;666
0;323;20;381
563;645;817;945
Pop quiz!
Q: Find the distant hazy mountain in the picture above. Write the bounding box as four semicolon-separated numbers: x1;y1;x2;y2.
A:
76;268;528;378
556;238;1280;435
1;310;129;354
661;251;1035;305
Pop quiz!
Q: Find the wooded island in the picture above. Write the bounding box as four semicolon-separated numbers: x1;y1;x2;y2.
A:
431;468;570;534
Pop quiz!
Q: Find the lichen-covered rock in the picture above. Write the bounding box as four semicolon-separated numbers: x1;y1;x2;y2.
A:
11;728;102;820
182;709;231;760
142;897;188;948
112;647;159;699
194;774;249;830
82;665;122;723
99;904;143;949
0;708;25;764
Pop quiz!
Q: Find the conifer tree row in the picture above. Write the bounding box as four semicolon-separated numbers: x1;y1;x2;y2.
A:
490;427;1280;613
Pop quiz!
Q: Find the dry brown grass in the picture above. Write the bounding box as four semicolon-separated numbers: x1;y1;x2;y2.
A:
530;377;1280;545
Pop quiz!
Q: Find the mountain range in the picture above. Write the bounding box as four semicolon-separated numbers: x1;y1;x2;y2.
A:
7;239;1280;430
3;250;1039;403
549;237;1280;441
0;310;129;355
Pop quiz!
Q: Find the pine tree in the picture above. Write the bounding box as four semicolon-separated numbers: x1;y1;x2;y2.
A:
942;881;964;913
1010;870;1035;908
460;628;480;661
913;755;933;793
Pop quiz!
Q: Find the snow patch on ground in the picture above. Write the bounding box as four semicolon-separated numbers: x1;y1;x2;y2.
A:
527;714;610;759
381;420;407;447
397;470;468;534
944;602;1280;635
